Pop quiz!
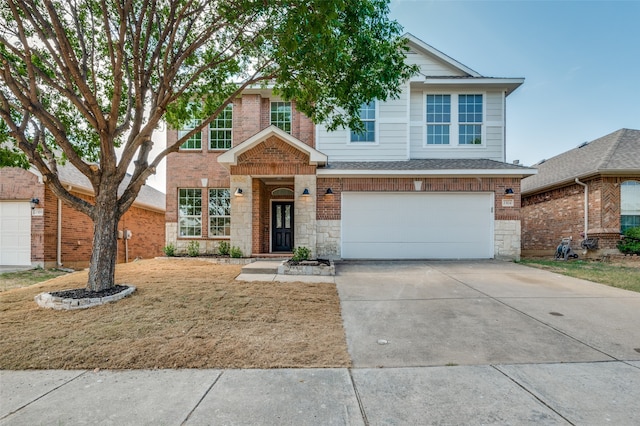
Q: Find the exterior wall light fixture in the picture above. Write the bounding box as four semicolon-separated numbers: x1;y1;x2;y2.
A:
30;198;40;209
505;188;514;194
301;188;310;197
325;188;334;196
234;188;243;196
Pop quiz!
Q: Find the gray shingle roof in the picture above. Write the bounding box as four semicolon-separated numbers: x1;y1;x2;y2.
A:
322;158;534;171
56;163;165;211
521;129;640;194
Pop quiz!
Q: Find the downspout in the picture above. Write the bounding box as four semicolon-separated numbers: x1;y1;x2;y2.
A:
57;198;62;267
575;178;588;239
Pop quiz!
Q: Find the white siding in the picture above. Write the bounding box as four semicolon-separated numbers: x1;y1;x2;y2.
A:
405;50;467;77
316;85;410;161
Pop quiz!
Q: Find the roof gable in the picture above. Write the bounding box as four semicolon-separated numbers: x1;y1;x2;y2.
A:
522;128;640;194
218;125;327;169
404;33;480;77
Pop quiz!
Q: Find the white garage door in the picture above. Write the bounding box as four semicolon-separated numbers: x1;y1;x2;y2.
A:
0;202;32;266
341;192;494;259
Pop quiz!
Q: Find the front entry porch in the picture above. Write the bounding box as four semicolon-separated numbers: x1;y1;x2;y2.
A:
219;126;326;259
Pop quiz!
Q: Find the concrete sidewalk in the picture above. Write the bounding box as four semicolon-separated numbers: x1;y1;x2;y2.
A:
2;260;640;425
2;362;640;425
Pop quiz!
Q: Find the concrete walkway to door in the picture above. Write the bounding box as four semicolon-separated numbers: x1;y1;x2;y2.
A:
335;260;640;424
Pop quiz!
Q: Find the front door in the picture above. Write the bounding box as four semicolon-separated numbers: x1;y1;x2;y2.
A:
272;202;294;252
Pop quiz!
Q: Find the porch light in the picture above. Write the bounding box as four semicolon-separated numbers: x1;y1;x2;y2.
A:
30;198;40;209
234;188;243;197
301;188;310;197
505;188;514;194
325;188;334;196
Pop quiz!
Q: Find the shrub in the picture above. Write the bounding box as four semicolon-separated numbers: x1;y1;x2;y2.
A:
292;246;311;262
163;243;176;257
618;226;640;255
218;240;230;256
187;240;200;257
230;246;243;258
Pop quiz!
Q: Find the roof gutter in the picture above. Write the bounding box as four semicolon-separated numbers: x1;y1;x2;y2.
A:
575;178;588;239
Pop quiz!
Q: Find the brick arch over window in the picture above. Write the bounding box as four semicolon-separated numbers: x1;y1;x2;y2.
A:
621;180;640;232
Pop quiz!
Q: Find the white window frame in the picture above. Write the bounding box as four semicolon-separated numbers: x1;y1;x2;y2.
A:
347;101;379;145
270;101;292;133
209;105;233;150
178;118;202;150
178;188;202;237
621;180;640;232
208;188;231;238
424;93;486;148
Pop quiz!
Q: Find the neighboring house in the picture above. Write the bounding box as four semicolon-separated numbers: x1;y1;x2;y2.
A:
0;164;166;269
165;33;534;260
521;128;640;256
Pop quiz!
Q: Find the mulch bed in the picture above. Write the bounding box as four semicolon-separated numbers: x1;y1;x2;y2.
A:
49;285;131;300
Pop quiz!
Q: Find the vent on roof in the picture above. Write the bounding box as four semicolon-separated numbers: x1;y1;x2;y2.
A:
577;141;589;148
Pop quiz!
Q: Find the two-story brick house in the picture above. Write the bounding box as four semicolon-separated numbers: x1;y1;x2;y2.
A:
165;33;535;260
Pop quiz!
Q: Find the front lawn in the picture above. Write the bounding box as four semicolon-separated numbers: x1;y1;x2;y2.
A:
0;259;350;370
519;258;640;293
0;268;71;292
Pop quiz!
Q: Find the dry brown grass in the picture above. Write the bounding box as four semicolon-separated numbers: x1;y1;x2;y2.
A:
0;259;350;370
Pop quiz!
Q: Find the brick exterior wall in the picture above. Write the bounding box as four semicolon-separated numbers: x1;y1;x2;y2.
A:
316;177;522;221
165;94;315;252
0;167;164;268
521;176;640;256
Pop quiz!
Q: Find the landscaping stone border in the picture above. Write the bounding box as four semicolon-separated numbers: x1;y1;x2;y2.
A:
278;260;335;276
35;286;136;310
155;257;255;265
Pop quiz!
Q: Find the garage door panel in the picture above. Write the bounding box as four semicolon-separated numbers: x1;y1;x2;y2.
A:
342;192;493;259
0;202;31;266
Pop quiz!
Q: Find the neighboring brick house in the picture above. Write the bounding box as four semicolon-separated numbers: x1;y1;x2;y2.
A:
0;164;165;269
521;128;640;257
165;33;535;260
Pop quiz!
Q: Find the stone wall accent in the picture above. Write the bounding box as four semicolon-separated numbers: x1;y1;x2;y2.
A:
316;220;341;259
294;175;317;258
494;220;521;260
231;175;252;257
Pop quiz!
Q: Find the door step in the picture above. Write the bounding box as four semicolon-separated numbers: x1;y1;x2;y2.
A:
241;260;284;275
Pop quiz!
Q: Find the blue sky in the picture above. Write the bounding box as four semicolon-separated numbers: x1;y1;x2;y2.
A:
389;0;640;166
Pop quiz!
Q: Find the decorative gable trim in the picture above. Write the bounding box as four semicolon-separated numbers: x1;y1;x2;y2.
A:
218;125;327;169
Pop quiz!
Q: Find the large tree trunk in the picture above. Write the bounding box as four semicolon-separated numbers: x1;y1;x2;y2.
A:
86;186;121;292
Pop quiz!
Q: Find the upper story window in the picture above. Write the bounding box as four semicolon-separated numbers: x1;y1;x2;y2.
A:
426;94;483;146
350;101;376;143
271;101;291;133
426;95;451;145
621;180;640;232
178;188;202;237
209;104;233;150
458;95;483;145
178;118;202;150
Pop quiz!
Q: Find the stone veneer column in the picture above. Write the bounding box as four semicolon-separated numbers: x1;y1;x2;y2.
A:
231;175;252;257
316;220;341;259
494;220;521;260
294;175;317;258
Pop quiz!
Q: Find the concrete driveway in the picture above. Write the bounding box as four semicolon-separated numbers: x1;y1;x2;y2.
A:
335;260;640;367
